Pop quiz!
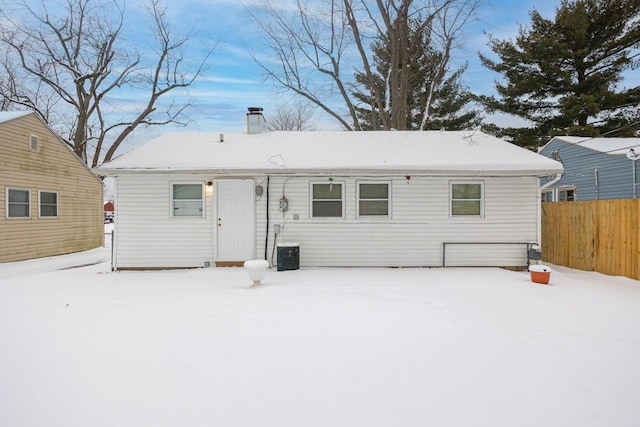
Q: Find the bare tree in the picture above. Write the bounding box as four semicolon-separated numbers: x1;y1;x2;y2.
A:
250;0;478;131
420;0;480;130
265;100;316;131
0;0;214;166
0;49;61;121
250;0;358;130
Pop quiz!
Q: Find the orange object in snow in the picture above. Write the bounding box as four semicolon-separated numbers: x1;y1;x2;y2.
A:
529;265;551;284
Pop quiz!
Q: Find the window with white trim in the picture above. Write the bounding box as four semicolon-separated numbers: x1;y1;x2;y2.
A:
541;190;553;202
450;182;483;217
39;191;58;217
311;182;343;218
358;182;390;217
171;183;204;217
7;188;30;218
557;187;576;202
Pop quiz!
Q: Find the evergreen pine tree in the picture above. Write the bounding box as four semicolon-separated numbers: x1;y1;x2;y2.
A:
480;0;640;139
353;19;480;131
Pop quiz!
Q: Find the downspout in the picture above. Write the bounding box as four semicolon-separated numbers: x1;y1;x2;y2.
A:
538;151;564;254
541;150;563;192
537;173;562;261
628;149;640;199
633;161;637;199
112;176;118;271
540;172;562;191
264;175;270;260
594;168;599;200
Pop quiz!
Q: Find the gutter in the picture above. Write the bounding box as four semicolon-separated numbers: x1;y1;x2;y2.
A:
94;167;565;178
540;150;564;190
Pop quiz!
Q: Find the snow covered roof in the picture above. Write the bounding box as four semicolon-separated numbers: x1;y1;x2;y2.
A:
96;130;564;177
551;136;640;156
0;111;33;124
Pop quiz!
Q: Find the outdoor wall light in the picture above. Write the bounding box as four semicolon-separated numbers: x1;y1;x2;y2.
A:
206;181;213;187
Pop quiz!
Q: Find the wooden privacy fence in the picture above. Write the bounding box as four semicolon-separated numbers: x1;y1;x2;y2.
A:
541;199;639;281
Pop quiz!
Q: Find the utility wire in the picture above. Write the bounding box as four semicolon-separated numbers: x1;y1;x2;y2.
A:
553;119;640;155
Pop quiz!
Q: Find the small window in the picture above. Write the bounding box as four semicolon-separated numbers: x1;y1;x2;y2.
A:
7;188;30;218
541;190;553;202
172;183;204;217
451;182;483;217
29;134;39;151
557;187;576;202
358;182;390;217
39;191;58;217
311;182;343;218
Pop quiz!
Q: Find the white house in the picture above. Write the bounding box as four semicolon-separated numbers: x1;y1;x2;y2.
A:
95;122;563;270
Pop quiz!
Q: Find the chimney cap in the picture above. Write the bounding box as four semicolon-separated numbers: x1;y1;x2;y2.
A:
247;107;263;113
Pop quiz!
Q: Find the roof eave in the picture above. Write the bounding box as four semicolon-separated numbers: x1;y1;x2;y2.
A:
95;166;564;177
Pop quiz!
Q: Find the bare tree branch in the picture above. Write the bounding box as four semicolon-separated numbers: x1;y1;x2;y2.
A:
0;0;215;166
265;99;316;131
250;0;474;131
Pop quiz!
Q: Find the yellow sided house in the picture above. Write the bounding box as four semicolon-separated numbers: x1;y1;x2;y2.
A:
0;111;103;262
96;111;564;270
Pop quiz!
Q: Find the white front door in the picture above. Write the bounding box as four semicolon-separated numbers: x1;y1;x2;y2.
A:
216;179;255;262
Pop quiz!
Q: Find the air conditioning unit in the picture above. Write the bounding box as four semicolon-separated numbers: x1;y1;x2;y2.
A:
276;243;299;271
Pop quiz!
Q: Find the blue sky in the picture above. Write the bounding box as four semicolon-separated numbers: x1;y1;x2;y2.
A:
23;0;637;153
110;0;563;152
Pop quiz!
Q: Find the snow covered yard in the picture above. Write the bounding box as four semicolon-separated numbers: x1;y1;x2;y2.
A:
1;238;639;427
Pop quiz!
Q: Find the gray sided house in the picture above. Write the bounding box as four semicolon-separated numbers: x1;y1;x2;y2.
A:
0;111;104;262
96;126;562;270
538;136;640;201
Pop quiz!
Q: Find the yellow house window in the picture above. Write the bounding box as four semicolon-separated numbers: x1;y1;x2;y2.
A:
7;188;30;218
39;191;58;217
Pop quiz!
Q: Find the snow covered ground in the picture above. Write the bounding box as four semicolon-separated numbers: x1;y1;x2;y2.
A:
1;227;639;427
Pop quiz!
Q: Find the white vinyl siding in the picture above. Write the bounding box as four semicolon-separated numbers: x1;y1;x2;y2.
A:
113;175;213;268
256;175;540;268
7;188;30;218
112;173;540;269
39;191;58;217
